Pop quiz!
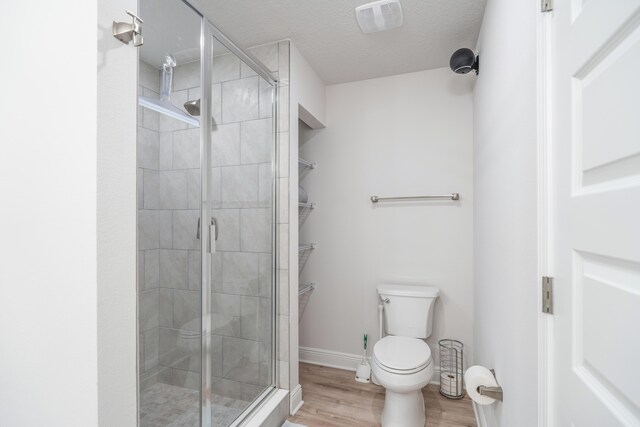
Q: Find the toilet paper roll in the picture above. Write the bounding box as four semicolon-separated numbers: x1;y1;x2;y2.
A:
440;371;463;396
464;365;498;405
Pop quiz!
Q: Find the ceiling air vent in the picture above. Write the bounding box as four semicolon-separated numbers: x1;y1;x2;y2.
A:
355;0;403;34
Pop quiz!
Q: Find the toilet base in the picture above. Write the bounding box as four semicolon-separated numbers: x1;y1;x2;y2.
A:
380;388;425;427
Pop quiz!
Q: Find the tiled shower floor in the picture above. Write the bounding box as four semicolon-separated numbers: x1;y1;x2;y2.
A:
140;383;248;427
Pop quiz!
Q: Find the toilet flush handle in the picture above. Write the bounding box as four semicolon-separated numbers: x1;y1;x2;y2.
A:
383;298;390;303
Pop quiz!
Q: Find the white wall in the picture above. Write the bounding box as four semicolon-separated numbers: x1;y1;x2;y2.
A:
473;0;538;425
0;1;137;426
288;41;326;410
290;43;326;129
0;1;99;425
298;68;474;372
97;0;138;425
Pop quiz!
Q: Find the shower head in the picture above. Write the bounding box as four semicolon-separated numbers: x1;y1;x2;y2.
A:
184;99;200;116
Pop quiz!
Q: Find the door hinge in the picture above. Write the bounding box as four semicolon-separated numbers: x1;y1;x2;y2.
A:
541;0;553;12
542;276;553;314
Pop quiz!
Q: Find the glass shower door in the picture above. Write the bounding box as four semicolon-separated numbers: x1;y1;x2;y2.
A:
204;28;277;425
137;3;277;426
137;0;204;425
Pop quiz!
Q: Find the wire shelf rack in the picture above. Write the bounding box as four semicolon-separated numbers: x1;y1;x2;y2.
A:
298;157;316;170
299;282;317;295
299;157;316;180
298;202;316;227
298;243;316;275
298;283;317;321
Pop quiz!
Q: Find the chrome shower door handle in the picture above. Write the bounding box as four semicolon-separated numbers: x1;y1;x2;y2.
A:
211;217;219;241
198;217;218;251
209;217;219;253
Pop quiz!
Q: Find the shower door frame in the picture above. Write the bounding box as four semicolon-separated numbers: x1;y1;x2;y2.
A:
196;11;280;427
199;14;213;427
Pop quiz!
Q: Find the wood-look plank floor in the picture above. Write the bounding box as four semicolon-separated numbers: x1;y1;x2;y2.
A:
288;363;476;427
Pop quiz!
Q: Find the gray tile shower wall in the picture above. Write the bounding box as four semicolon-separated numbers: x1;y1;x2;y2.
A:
154;59;203;391
138;60;162;391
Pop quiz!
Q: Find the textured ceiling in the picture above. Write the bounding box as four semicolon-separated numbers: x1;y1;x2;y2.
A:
197;0;487;84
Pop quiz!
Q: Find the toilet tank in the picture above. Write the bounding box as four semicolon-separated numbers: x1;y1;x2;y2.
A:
378;284;440;339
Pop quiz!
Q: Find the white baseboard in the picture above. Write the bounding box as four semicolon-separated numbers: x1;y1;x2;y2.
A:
472;401;487;427
299;346;362;371
289;384;303;415
299;346;441;385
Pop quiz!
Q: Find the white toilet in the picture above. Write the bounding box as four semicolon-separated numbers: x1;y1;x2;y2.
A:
372;284;440;427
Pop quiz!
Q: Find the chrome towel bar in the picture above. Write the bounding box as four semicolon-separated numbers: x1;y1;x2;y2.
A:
371;193;460;203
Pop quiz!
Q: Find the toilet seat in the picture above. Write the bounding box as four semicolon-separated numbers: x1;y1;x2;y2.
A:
373;336;432;375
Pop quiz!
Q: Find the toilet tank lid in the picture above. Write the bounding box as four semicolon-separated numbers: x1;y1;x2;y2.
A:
377;284;440;298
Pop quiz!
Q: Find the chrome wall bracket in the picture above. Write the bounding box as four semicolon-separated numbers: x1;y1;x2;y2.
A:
478;384;503;401
113;10;144;47
477;369;504;402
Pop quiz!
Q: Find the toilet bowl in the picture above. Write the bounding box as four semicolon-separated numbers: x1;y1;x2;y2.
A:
372;335;434;427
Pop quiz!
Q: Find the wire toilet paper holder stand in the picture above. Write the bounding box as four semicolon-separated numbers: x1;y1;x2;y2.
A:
477;369;504;401
439;339;465;399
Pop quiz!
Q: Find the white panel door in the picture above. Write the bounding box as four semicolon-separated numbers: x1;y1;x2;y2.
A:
552;1;640;426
